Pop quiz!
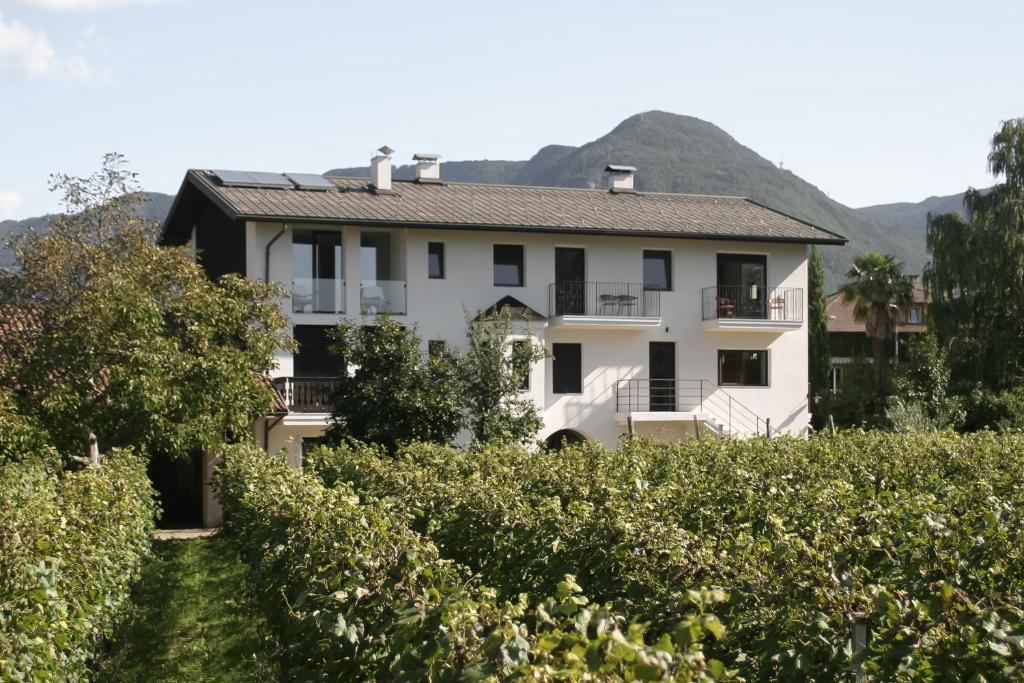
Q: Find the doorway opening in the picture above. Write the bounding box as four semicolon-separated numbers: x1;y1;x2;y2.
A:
148;451;203;529
544;429;587;451
649;341;677;412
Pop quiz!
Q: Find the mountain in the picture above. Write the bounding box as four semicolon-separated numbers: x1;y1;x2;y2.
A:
5;112;935;288
0;192;175;268
330;112;924;288
855;190;980;239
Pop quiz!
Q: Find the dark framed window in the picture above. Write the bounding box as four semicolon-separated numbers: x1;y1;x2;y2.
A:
718;350;768;386
428;339;446;357
428;242;445;279
294;325;345;377
552;343;582;394
494;244;524;287
512;340;531;390
292;230;343;313
643;250;672;291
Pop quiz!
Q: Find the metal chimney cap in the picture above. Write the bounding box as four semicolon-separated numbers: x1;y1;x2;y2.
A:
605;164;637;173
413;153;440;161
377;145;396;156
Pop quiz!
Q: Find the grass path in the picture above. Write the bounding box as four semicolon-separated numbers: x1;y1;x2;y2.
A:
95;534;279;683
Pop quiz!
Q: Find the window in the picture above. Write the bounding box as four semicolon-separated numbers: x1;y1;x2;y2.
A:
292;230;343;313
428;339;446;358
718;350;768;386
552;343;582;394
909;307;922;324
428;242;445;279
294;325;345;377
512;340;531;390
300;436;327;457
643;250;672;291
494;244;524;287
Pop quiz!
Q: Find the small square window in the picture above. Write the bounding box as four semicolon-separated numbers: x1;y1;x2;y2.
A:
909;307;922;324
512;340;531;391
552;343;582;394
494;245;524;287
428;339;446;357
718;350;768;386
643;250;672;291
428;242;445;279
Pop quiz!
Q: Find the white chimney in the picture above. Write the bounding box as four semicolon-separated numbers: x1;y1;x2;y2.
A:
413;153;441;183
605;164;637;193
370;145;395;193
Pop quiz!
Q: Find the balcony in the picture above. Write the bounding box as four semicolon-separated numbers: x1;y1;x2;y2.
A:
547;282;661;329
360;280;406;315
271;376;339;413
292;278;345;314
701;285;803;332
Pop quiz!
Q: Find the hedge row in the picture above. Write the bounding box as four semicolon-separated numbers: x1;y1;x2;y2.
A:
216;443;735;681
0;452;156;680
307;432;1024;681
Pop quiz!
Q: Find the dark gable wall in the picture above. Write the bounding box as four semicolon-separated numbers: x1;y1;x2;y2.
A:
194;201;246;280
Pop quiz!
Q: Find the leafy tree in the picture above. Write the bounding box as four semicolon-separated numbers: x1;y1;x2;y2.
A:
840;252;913;385
807;246;831;424
885;333;963;431
926;118;1024;389
459;310;548;445
0;154;291;459
325;315;463;453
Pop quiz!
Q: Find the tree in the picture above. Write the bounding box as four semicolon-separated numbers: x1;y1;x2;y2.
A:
807;246;831;423
839;252;913;385
325;315;464;453
0;154;291;459
460;310;548;445
925;118;1024;389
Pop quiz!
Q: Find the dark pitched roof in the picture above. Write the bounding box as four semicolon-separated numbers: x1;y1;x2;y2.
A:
474;295;546;322
162;170;847;246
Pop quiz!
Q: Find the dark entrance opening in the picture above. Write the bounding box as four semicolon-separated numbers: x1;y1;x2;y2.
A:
554;247;586;315
148;451;203;529
649;341;677;412
545;429;587;451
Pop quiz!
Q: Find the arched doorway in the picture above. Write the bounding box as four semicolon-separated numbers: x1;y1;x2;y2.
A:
544;429;587;451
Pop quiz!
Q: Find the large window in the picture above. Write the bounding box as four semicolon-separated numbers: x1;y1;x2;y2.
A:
552;343;582;394
293;325;345;377
512;340;531;390
718;350;768;386
643;250;672;291
428;242;445;279
494;244;525;287
292;231;343;313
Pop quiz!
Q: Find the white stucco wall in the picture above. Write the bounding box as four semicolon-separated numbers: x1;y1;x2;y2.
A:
248;220;810;448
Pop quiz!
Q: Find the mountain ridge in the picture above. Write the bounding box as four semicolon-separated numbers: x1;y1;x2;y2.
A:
4;112;932;287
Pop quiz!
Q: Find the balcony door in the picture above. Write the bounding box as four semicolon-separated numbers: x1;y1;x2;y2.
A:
292;231;343;313
649;341;676;412
717;254;767;319
554;247;585;315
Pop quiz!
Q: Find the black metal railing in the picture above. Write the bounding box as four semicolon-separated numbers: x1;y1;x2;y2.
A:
271;377;339;413
615;378;767;436
547;282;660;318
701;285;803;322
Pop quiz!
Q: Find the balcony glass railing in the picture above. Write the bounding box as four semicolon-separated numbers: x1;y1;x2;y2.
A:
547;282;660;318
292;278;345;314
701;285;803;322
360;280;406;315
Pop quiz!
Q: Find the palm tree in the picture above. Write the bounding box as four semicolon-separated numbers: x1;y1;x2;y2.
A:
840;253;914;384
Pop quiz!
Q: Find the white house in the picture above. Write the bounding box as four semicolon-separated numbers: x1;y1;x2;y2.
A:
161;149;846;466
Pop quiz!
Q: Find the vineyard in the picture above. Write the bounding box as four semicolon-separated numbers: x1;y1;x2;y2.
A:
219;431;1024;681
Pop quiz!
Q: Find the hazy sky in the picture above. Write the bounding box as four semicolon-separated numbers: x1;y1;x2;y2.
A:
1;0;1021;220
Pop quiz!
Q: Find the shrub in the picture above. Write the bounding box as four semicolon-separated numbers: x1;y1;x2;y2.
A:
217;444;733;681
0;452;156;679
310;432;1024;681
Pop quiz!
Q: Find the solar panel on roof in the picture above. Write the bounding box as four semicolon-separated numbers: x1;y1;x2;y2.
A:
211;169;293;189
284;172;336;191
